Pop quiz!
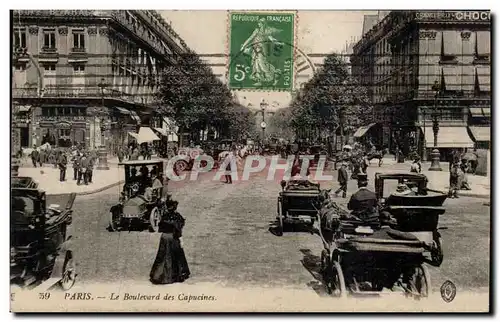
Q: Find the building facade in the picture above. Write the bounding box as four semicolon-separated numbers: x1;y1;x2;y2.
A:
350;10;491;159
12;10;189;152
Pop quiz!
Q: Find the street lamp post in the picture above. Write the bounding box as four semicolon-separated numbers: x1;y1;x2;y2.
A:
260;98;268;143
97;78;109;170
428;80;442;171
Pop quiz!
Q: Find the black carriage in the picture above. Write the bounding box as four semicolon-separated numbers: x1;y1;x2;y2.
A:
317;172;447;298
276;179;322;236
108;159;168;232
11;180;77;291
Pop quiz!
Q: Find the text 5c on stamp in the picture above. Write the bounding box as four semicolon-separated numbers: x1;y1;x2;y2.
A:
228;12;295;91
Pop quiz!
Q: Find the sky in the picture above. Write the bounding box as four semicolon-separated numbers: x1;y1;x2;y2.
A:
160;10;378;110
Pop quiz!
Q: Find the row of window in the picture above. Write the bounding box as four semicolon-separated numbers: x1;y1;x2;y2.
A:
41;107;87;117
14;30;85;50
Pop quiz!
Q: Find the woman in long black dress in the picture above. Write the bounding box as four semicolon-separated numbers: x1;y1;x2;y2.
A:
150;200;190;284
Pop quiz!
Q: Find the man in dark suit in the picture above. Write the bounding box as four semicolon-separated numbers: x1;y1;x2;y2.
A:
58;152;68;182
347;174;379;225
334;162;349;198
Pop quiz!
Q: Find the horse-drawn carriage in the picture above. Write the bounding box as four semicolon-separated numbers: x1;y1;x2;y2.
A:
316;173;447;297
276;179;322;236
108;159;168;232
11;178;77;290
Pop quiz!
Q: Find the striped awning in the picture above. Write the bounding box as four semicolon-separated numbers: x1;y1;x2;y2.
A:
469;126;490;142
353;123;376;138
422;126;474;148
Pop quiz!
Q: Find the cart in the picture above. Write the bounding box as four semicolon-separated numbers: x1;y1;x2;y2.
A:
276;179;321;236
316;173;447;298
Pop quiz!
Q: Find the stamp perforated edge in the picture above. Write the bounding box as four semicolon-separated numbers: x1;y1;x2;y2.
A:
225;10;298;93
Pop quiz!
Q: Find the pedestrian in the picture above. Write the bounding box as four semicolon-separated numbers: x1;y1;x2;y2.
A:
30;146;39;168
150;199;190;285
72;153;80;180
410;158;422;173
78;154;89;185
57;152;68;182
224;150;236;184
117;147;124;163
87;154;94;184
38;148;45;167
449;162;460;198
334;162;348;198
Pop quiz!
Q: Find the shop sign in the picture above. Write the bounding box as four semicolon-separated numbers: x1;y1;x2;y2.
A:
415;11;490;22
38;116;87;122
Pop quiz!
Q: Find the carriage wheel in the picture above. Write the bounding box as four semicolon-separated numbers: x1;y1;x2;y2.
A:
276;201;284;236
431;236;444;267
59;251;77;291
407;265;430;298
325;260;347;297
108;211;121;232
149;207;161;232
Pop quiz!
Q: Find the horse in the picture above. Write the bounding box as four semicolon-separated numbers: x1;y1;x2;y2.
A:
366;148;387;167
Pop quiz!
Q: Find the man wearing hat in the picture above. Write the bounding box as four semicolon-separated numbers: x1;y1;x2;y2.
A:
334;162;349;198
347;173;379;224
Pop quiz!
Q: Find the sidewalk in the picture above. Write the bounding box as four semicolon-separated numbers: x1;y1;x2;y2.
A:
375;159;490;199
17;165;125;196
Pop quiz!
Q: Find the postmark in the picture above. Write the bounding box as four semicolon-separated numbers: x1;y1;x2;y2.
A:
440;280;457;303
228;11;295;91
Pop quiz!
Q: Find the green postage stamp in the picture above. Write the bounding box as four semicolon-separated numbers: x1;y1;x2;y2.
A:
228;12;295;91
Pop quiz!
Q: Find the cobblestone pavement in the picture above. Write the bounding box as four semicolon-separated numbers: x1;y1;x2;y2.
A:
49;160;490;296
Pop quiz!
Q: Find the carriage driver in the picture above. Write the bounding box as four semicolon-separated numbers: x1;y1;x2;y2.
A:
347;174;379;225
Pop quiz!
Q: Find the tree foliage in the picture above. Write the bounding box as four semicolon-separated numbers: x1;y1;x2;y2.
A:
270;52;373;140
156;51;255;140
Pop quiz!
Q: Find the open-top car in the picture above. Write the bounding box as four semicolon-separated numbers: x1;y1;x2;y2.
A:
11;180;77;290
108;159;168;232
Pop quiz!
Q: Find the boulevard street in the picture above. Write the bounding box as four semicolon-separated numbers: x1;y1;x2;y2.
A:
48;161;490;295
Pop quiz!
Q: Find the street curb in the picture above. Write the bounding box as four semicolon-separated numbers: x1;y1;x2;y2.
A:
457;192;490;200
74;180;124;196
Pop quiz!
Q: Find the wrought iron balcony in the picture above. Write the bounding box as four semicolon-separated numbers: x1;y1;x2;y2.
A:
41;46;57;53
70;47;86;53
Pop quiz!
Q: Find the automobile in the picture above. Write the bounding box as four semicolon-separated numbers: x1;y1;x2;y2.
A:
108;159;168;232
11;180;77;290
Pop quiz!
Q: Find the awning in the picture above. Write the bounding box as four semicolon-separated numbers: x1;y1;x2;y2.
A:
442;66;461;91
482;108;490;117
469;126;490;142
128;132;138;139
476;66;490;92
15;105;32;113
137;127;160;144
115;107;130;115
469;107;484;117
353;123;376;138
129;111;141;124
422;126;474;148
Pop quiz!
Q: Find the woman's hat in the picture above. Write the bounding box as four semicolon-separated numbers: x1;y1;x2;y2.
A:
396;183;409;192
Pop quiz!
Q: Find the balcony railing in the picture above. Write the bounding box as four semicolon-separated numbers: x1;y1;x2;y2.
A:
70;47;86;53
41;46;57;53
12;86;153;105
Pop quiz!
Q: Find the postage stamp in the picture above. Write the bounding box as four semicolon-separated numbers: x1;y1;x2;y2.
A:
228;11;295;91
9;9;491;313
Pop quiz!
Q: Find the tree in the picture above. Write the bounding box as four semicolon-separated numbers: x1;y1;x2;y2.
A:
286;53;372;141
156;51;255;142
